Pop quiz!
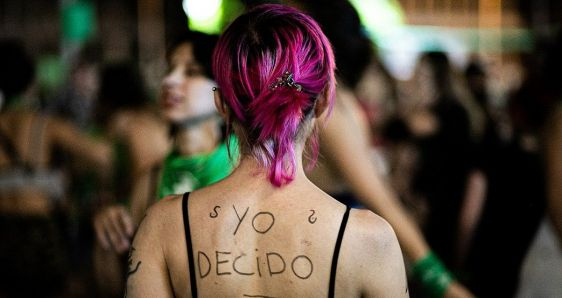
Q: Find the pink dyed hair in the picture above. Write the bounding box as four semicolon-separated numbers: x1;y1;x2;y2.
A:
213;4;336;187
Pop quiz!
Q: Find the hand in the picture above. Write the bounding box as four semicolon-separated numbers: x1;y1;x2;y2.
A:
93;205;135;254
444;281;475;298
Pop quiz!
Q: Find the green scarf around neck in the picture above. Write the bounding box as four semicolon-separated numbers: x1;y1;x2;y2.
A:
157;135;239;199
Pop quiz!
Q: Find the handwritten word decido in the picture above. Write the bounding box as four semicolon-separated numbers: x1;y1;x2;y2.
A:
197;250;313;280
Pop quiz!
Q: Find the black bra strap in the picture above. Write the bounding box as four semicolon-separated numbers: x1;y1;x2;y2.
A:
328;206;351;298
0;125;21;164
182;192;197;298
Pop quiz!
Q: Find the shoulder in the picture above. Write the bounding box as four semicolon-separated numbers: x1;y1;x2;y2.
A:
142;194;184;228
133;195;184;245
115;109;166;132
115;110;170;171
343;209;408;296
125;195;182;297
347;209;399;252
111;109;167;141
129;194;184;271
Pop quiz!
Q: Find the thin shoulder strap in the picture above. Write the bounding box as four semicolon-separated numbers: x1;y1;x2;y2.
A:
328;206;351;298
182;192;197;298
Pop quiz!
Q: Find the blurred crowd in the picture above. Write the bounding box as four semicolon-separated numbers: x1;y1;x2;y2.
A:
1;0;561;297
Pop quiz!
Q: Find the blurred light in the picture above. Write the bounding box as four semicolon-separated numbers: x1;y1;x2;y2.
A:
182;0;223;34
347;0;532;80
349;0;405;44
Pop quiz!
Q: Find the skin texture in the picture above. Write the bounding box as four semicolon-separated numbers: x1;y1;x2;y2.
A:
125;92;409;297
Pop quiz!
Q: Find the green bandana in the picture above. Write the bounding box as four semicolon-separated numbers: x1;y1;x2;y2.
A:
158;136;239;199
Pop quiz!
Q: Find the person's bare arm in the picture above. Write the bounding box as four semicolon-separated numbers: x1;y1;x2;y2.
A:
457;170;487;263
320;92;429;261
113;112;170;224
112;112;170;178
546;109;562;248
47;117;113;174
93;113;169;254
319;90;474;297
125;203;174;297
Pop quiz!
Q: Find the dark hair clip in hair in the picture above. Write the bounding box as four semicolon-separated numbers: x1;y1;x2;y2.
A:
269;71;302;92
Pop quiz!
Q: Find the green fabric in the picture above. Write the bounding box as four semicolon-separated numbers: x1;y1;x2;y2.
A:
62;1;95;42
158;136;238;198
412;252;453;298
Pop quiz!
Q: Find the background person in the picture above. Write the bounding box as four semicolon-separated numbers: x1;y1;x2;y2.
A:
92;31;237;297
0;39;112;298
287;1;475;296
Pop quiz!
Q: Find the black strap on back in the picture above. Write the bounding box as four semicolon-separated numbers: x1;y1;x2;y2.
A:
182;192;197;298
0;125;21;164
328;206;351;298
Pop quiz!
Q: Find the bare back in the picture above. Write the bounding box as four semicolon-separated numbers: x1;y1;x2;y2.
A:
126;172;408;297
0;111;111;215
0;112;53;214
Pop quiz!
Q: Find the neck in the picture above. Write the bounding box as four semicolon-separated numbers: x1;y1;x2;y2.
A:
174;119;221;156
174;112;219;130
227;143;308;189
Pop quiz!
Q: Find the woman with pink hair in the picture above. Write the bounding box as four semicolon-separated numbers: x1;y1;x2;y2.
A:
126;4;407;297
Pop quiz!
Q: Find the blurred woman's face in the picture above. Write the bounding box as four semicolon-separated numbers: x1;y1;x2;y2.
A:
160;42;216;122
414;59;437;107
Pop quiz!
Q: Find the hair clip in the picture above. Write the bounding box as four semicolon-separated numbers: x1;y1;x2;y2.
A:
269;71;303;92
